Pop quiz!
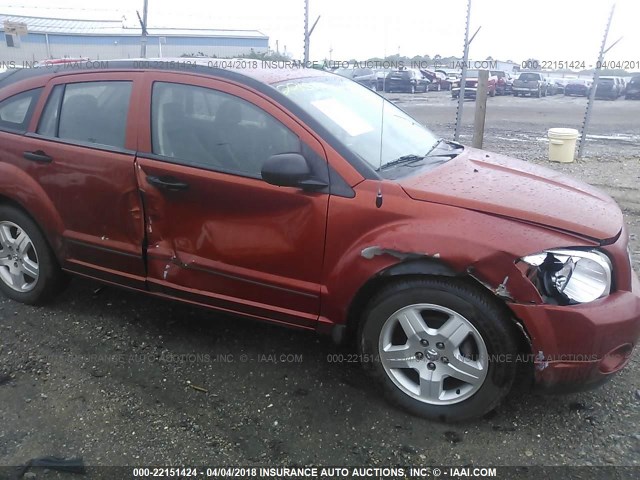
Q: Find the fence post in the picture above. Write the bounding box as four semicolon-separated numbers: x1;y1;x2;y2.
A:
578;3;616;159
473;70;488;149
454;0;472;142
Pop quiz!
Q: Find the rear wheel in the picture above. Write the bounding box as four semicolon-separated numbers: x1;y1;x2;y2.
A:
359;277;519;422
0;205;67;305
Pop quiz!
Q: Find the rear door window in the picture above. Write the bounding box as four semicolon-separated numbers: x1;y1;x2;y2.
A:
37;81;132;149
0;88;43;133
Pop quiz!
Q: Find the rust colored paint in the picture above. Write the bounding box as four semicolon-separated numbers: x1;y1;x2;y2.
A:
1;63;639;395
400;148;623;241
133;72;329;327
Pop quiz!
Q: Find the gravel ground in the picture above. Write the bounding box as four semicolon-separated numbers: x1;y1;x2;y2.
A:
1;91;640;472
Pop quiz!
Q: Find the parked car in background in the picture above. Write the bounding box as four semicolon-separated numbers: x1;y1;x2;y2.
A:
618;77;627;96
547;77;573;94
625;75;640;99
436;70;459;91
564;78;592;97
451;70;497;99
334;67;377;90
595;76;622;100
490;70;513;95
544;77;558;96
420;69;446;91
375;68;392;91
40;57;90;67
512;72;548;97
384;68;430;93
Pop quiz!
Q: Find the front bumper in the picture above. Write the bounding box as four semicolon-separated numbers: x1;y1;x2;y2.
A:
385;81;414;92
509;270;640;392
513;87;539;93
626;89;640;99
451;87;478;98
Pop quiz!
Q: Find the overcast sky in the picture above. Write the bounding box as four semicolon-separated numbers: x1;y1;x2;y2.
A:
1;0;638;66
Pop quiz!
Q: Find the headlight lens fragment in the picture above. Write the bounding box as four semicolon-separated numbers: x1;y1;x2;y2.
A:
520;249;612;304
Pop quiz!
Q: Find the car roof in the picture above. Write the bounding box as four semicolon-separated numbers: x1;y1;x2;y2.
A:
0;57;330;91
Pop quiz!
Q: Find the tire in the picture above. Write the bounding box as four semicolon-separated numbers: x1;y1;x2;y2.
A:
0;205;68;305
513;92;519;97
358;277;519;422
535;88;542;98
489;88;495;97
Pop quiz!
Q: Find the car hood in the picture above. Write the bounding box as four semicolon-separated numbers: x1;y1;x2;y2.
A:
399;148;622;241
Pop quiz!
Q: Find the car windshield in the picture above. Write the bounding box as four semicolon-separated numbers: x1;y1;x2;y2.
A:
630;77;640;85
519;73;540;81
466;70;480;78
273;75;440;170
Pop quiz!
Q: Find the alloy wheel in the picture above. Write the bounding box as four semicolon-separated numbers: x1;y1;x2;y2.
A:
378;303;488;405
0;221;40;292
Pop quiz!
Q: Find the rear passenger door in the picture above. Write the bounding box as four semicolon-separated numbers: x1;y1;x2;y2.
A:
135;72;329;328
26;72;146;288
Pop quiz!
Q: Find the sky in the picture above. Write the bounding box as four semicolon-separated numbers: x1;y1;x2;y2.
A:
1;0;638;67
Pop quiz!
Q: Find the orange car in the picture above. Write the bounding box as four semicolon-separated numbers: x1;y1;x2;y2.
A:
0;61;638;421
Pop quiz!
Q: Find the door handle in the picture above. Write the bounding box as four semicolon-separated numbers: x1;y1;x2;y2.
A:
146;175;189;191
23;150;53;163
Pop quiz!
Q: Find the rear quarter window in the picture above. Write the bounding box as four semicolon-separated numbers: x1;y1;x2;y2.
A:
0;88;42;133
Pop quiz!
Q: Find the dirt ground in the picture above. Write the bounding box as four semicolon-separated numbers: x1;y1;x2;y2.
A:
1;91;639;473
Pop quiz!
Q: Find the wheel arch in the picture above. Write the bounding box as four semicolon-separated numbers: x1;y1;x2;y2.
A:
0;165;65;260
342;258;533;358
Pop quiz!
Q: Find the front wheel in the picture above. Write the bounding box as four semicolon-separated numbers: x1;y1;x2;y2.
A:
0;205;68;305
359;278;519;422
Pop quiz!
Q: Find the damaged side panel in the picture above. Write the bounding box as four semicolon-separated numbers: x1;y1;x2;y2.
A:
320;180;595;334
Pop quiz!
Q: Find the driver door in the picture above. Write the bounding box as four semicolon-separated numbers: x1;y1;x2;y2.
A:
135;72;330;328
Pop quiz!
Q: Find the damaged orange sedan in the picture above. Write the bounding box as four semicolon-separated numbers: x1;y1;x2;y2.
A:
0;61;639;421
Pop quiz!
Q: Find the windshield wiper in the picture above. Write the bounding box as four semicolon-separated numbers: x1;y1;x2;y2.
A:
378;154;425;171
425;138;464;157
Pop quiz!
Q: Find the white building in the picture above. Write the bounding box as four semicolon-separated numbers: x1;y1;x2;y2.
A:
1;14;269;63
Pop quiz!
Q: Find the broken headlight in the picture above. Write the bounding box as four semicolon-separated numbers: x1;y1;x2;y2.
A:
519;249;612;305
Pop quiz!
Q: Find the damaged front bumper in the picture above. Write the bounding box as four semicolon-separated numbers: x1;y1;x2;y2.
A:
509;270;640;392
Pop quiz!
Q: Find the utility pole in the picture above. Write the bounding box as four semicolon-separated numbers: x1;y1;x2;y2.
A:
138;0;149;58
303;0;321;66
303;0;310;65
578;3;620;159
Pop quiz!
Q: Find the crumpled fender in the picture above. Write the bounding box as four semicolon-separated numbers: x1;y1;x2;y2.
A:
320;182;597;326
